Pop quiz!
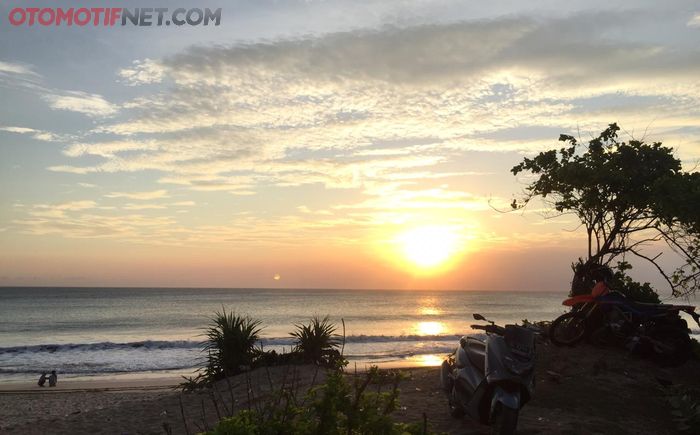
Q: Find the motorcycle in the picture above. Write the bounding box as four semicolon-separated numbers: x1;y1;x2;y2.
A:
550;285;700;365
441;314;536;435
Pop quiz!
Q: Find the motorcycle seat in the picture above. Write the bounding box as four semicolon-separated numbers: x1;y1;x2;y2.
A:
463;337;486;373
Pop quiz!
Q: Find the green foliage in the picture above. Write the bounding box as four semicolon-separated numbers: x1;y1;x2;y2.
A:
610;262;660;303
184;312;350;390
568;259;661;302
203;309;263;381
291;316;344;367
511;123;700;297
201;367;432;435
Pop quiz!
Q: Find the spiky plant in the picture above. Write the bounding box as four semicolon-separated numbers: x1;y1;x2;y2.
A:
291;315;341;365
203;308;263;380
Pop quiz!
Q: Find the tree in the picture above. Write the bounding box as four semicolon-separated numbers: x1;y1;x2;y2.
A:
511;123;700;297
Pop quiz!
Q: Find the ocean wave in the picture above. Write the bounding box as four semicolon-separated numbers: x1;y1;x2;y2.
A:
0;363;198;375
0;334;465;355
0;340;204;354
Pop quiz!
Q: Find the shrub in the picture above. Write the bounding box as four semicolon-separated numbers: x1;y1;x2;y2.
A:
201;367;432;435
610;262;660;303
291;316;343;366
203;308;263;381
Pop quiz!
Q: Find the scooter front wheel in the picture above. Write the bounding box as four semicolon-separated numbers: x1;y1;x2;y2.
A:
550;311;586;346
448;387;465;418
492;405;518;435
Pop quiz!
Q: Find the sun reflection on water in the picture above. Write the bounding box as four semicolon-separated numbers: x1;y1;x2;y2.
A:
414;354;443;367
418;306;441;316
418;296;442;316
416;321;444;335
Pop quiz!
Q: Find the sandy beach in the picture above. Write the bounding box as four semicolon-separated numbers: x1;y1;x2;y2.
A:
2;341;698;435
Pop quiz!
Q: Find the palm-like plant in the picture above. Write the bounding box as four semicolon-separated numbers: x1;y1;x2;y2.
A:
291;315;341;365
203;308;263;380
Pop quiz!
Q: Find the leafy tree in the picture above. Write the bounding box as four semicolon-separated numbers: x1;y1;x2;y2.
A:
511;123;700;297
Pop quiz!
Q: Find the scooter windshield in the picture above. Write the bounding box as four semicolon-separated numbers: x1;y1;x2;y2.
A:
504;325;535;357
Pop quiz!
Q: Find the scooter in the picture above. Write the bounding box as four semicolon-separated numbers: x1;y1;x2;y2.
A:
441;314;536;435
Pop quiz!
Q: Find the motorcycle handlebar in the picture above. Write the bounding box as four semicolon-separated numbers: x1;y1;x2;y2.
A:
471;324;505;335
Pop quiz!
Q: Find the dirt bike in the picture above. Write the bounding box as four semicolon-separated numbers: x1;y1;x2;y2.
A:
550;284;699;365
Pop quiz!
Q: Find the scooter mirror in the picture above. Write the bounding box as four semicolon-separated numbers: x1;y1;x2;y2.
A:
473;313;486;321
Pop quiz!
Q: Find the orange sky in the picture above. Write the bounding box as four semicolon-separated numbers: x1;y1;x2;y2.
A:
2;1;700;292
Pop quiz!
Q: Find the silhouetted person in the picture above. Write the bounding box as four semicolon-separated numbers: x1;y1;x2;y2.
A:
37;372;47;387
48;370;57;387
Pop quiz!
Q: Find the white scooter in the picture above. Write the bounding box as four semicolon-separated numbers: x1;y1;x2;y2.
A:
441;314;536;435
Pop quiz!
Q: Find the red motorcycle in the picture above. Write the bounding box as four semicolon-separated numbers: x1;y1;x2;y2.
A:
550;282;699;365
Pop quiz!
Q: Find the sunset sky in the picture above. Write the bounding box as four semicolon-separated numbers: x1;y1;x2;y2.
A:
1;0;700;291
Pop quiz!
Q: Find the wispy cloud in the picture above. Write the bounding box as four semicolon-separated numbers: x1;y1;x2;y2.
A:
0;60;40;77
688;12;700;27
0;126;63;142
105;190;170;200
118;58;165;85
44;91;118;118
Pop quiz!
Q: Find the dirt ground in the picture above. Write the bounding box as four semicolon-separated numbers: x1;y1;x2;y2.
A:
1;342;698;434
397;341;699;434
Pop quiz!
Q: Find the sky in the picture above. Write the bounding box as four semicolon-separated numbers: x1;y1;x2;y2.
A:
1;0;700;291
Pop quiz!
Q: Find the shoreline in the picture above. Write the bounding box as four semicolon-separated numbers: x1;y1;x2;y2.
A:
0;354;448;392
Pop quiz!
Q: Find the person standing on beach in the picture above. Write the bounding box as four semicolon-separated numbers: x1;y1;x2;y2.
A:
37;372;47;387
48;370;57;387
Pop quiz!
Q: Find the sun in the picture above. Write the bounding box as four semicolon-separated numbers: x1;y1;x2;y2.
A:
397;225;459;270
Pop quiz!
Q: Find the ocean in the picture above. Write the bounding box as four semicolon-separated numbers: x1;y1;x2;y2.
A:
0;287;694;383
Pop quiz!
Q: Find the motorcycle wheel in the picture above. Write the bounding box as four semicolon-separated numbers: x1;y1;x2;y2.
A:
550;311;586;346
492;405;518;435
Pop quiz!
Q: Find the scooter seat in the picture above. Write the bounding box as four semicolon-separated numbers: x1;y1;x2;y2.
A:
464;337;486;373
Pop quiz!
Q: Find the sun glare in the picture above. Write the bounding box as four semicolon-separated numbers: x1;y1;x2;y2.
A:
416;321;444;335
397;225;459;270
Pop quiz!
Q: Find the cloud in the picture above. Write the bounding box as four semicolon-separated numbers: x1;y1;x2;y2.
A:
105;190;170;200
0;126;62;142
25;10;700;252
63;140;159;158
27;201;99;218
122;203;167;210
0;60;40;78
118;58;165;86
44;12;700;215
688;13;700;27
158;12;699;93
44;91;118;117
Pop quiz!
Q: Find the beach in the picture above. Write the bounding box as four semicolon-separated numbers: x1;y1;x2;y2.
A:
2;342;698;435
